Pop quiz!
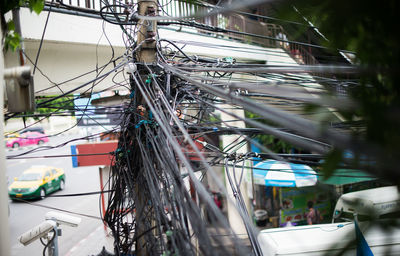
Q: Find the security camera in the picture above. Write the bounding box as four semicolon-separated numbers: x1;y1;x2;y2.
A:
18;220;57;246
45;211;81;227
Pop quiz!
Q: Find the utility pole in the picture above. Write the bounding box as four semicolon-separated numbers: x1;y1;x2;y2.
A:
12;8;26;66
136;0;157;64
135;1;157;255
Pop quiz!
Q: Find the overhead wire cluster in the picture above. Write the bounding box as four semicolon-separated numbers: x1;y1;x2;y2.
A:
96;1;365;255
6;0;375;255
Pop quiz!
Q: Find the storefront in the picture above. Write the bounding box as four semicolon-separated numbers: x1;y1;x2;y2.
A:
279;185;332;226
251;159;334;227
252;163;385;228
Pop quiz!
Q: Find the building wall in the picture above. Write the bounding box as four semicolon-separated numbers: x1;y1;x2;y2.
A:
4;7;298;95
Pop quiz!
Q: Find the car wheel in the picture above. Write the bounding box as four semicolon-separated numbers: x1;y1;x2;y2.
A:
37;140;44;145
59;180;65;190
40;188;46;200
12;143;20;148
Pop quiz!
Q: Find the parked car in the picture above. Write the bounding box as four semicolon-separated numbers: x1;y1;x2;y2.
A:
4;132;19;138
8;166;65;200
258;186;400;255
20;126;45;134
4;133;19;144
258;220;400;255
5;131;49;148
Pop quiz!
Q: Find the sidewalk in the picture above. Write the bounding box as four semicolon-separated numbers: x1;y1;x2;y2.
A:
66;225;252;256
65;226;114;256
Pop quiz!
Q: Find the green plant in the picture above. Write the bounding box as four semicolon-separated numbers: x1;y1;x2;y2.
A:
1;0;44;51
4;20;20;51
24;95;75;120
245;111;297;153
278;0;400;182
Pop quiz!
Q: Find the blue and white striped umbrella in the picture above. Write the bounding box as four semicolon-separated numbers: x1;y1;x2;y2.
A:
253;160;317;187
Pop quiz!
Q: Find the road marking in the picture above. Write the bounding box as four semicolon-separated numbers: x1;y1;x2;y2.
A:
66;245;78;255
64;226;104;256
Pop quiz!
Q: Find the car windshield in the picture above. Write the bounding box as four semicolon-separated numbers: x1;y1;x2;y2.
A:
18;173;42;181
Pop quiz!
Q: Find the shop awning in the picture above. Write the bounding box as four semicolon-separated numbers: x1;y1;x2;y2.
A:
318;169;376;185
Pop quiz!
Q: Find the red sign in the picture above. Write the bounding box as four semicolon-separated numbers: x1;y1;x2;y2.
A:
72;141;118;167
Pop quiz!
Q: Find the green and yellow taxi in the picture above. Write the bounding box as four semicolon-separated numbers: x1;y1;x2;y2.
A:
8;166;65;200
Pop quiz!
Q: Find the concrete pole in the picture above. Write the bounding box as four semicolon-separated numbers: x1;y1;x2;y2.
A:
0;17;11;256
12;8;26;66
136;0;157;64
220;105;252;236
135;1;157;255
99;166;110;233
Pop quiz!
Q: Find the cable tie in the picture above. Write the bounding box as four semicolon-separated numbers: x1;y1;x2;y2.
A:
227;153;236;161
135;120;145;128
135;120;152;128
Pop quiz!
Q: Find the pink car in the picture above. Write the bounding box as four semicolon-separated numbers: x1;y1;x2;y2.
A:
6;132;49;148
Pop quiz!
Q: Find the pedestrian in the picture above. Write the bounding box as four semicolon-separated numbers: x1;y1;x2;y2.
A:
306;201;322;225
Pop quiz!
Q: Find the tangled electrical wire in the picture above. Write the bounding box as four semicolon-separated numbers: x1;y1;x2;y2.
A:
9;1;373;255
103;62;252;255
101;36;357;256
96;1;366;255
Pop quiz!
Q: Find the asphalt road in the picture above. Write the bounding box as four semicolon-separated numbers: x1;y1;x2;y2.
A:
6;134;108;256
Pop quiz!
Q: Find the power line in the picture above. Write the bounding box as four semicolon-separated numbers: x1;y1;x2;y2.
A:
33;0;54;76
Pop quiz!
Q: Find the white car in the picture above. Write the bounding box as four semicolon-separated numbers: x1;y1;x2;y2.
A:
258;186;400;255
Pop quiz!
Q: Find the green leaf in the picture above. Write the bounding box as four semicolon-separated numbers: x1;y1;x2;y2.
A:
303;103;320;113
29;0;44;14
321;149;343;180
0;0;19;15
4;32;21;52
7;20;15;31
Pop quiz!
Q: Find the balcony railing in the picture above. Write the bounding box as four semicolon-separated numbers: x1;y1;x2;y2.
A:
53;0;318;65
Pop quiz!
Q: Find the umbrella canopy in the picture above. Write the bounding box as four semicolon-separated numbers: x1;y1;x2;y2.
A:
253;160;317;187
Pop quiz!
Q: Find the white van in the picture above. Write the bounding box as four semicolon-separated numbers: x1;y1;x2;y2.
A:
257;186;400;255
333;186;400;222
258;220;400;255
